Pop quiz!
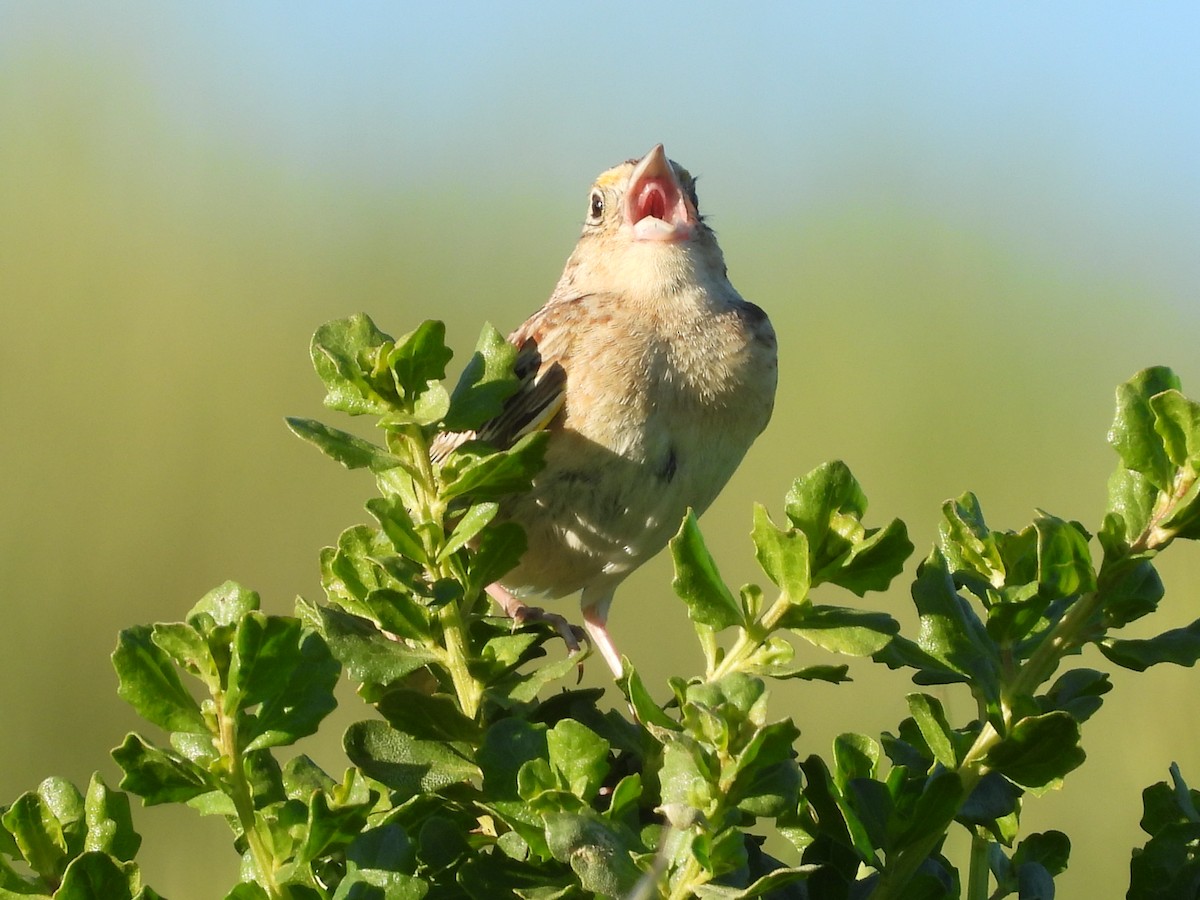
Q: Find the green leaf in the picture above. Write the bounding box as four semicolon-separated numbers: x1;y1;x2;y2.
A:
232;616;340;751
443;323;521;432
938;494;1005;586
1038;668;1112;723
692;866;818;898
983;712;1085;791
111;733;214;805
343;721;480;795
375;690;483;744
112;626;207;734
890;769;964;849
56;852;141;900
1150;389;1200;470
1012;830;1070;878
386;319;454;409
331;868;429;900
751;503;811;603
783;462;912;595
1109;367;1181;491
438;433;548;501
546;720;610;801
311;313;398;416
1104;469;1158;548
618;667;680;732
777;603;898;656
307;602;438;688
543;810;643;897
83;775;140;861
1099;618;1200;672
188;581;261;628
286;417;403;472
438;502;499;562
671;511;743;631
1;791;67;880
906;694;958;769
1033;515;1096;600
902;551;1000;697
477;719;549;803
467;521;527;597
832;732;880;789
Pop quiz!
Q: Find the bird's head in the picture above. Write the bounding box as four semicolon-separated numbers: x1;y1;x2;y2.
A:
587;144;700;244
566;145;724;295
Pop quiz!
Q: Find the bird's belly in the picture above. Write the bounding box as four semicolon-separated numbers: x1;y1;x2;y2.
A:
498;412;756;599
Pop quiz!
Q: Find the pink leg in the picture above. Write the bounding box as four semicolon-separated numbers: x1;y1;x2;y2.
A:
486;583;584;654
581;588;622;677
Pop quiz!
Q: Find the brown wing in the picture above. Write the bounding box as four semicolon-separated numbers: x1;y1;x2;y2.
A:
430;302;575;462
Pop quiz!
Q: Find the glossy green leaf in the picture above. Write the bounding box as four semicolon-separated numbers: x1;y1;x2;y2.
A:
467;521;527;597
443;323;521;432
778;603;898;656
188;581;261;629
983;712;1085;791
1038;668;1111;723
906;694;958;769
311;313;397;415
438;433;548;501
751;503;810;603
1012;830;1070;878
783;462;913;595
83;775;140;861
56;852;141;900
902;551;1000;698
112;626;207;734
1;791;66;880
375;690;482;744
618;667;680;732
832;733;880;790
1033;515;1096;600
111;734;213;806
286;417;403;472
671;510;743;630
307;602;439;688
438;502;499;562
549;720;614;801
1108;367;1181;491
543;810;643;897
1103;469;1158;549
343;721;480;795
1149;389;1200;471
385;319;453;407
1099;618;1200;672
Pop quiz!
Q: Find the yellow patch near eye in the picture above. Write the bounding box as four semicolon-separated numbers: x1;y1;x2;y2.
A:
592;165;634;192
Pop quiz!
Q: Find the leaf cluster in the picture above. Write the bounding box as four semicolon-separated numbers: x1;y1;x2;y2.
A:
4;318;1200;900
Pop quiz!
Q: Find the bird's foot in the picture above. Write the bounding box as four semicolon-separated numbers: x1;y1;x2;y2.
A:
486;583;587;657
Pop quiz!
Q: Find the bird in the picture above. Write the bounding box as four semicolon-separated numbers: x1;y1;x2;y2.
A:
433;144;777;677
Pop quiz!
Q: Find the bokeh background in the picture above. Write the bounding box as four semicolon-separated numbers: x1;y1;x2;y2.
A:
3;2;1199;896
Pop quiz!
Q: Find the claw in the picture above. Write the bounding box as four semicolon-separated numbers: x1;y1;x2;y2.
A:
486;583;589;677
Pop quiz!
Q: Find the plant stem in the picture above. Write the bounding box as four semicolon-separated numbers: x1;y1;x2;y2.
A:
707;590;793;681
966;829;992;900
439;599;483;718
216;699;283;899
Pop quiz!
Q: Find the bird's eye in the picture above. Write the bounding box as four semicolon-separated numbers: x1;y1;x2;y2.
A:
587;190;604;222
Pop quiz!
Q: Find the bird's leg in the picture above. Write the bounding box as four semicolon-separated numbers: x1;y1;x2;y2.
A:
485;583;585;654
581;588;623;677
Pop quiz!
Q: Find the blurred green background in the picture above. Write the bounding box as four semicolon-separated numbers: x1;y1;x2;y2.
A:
3;2;1199;896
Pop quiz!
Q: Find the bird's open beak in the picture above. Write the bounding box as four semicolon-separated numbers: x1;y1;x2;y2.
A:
624;144;697;242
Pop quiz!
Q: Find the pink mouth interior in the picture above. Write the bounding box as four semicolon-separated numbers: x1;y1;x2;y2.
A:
633;179;674;223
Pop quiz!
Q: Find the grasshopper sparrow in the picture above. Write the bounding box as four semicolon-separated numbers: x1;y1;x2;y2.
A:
435;144;777;676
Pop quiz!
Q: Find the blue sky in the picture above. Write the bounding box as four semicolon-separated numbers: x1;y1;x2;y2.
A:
5;2;1200;294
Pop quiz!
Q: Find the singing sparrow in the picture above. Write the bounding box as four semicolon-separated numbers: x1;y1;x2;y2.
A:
434;144;777;676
